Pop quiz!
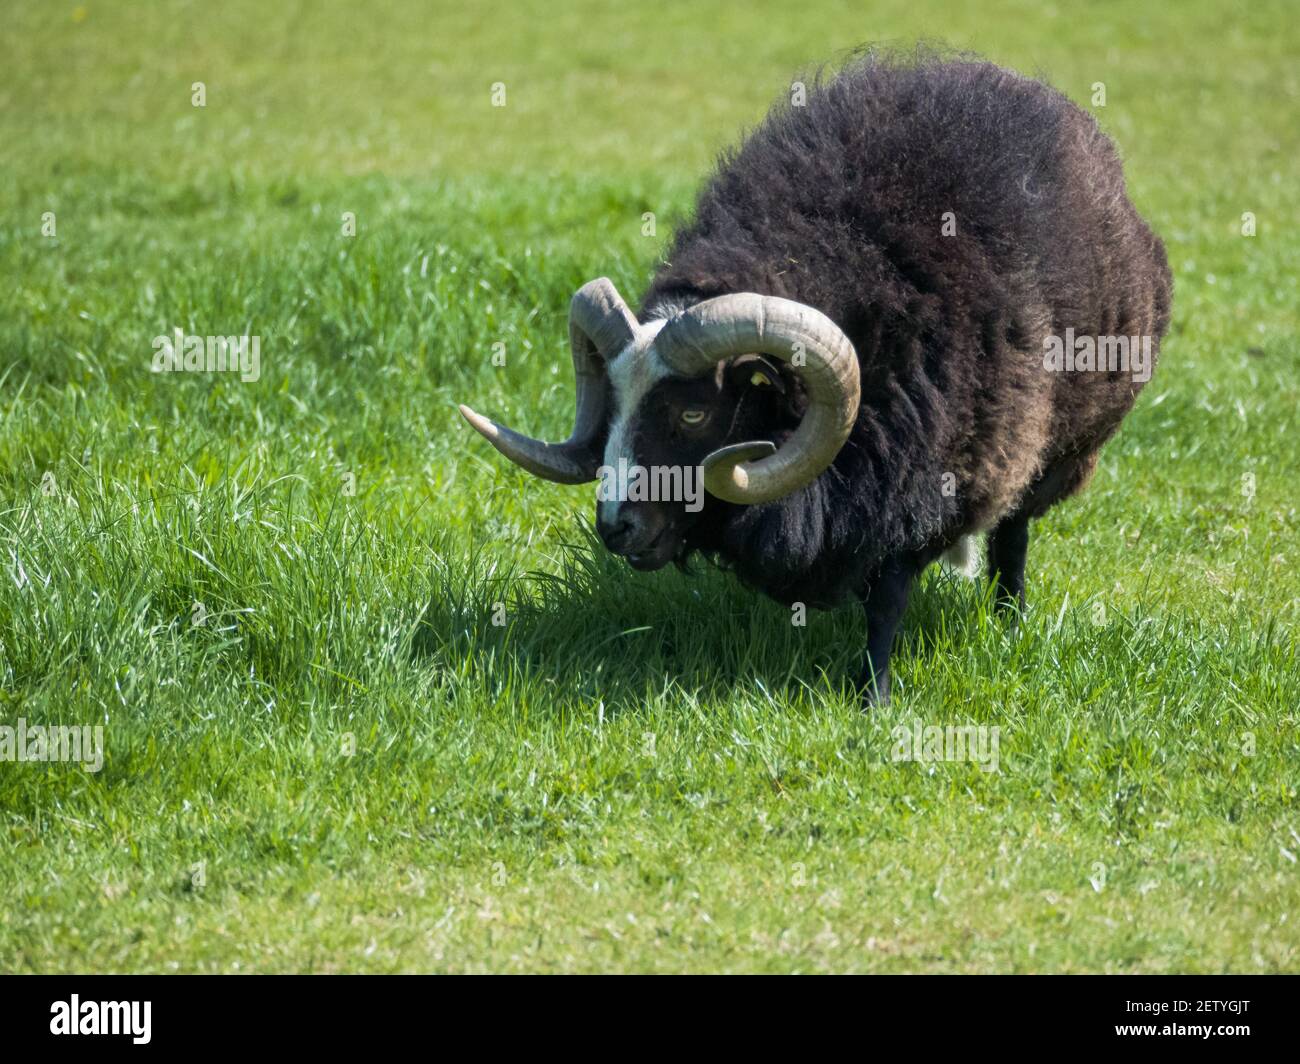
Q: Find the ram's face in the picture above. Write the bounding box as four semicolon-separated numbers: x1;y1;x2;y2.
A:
595;349;791;570
458;277;860;571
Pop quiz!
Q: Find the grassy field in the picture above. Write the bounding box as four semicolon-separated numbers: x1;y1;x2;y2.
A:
1;0;1297;973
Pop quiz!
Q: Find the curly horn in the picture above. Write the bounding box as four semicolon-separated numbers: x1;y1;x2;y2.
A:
653;294;860;504
458;278;636;483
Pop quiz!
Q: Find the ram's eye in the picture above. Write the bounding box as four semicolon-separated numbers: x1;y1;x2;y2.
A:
679;410;707;427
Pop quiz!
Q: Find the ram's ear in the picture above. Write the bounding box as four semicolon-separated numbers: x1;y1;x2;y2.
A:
726;353;786;394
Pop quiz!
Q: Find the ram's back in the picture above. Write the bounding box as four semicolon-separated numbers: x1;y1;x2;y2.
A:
648;50;1171;537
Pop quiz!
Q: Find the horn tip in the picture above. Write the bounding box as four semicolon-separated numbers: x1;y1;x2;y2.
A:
457;404;497;440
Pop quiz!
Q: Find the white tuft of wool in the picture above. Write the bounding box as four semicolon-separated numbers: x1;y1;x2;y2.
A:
940;535;981;579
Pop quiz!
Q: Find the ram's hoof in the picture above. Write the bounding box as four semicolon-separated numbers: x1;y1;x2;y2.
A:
858;673;891;709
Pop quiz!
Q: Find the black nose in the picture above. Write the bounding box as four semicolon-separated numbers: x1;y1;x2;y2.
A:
597;510;639;553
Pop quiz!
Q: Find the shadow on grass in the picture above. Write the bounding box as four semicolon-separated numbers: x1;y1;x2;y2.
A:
412;524;989;716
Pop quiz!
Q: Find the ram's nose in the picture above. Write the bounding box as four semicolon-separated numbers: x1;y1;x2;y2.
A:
597;507;648;554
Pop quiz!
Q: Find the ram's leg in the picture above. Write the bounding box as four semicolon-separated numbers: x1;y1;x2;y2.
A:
987;513;1029;613
858;554;918;706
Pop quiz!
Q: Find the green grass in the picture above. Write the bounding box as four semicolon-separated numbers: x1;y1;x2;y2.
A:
1;0;1297;973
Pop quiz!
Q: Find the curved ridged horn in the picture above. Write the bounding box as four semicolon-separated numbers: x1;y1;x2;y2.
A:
653;293;860;504
458;278;637;483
